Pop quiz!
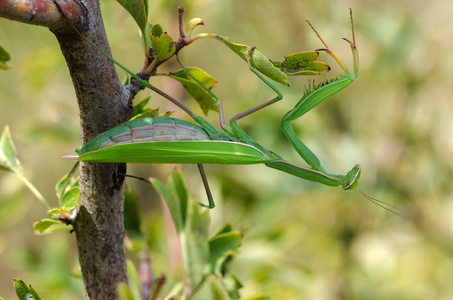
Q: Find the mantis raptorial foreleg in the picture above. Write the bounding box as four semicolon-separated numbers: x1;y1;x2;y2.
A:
174;10;363;191
280;10;358;174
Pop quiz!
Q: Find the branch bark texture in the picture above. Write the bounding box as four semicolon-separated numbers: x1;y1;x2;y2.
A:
1;0;135;299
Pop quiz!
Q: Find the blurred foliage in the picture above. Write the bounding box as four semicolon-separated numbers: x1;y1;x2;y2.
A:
1;0;453;299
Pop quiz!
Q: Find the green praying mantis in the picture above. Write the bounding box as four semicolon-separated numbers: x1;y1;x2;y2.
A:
64;9;400;215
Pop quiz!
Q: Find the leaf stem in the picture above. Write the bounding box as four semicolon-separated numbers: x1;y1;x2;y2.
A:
187;33;218;43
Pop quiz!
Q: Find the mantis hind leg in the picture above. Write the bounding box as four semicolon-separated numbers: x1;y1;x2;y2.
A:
197;164;215;208
227;47;285;142
230;47;283;123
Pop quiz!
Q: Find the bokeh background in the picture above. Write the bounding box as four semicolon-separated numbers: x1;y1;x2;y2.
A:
1;0;452;299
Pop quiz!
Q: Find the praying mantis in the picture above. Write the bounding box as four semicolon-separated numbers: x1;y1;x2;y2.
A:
64;9;398;214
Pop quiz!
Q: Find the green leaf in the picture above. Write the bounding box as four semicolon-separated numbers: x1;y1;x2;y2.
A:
126;260;141;300
131;96;150;118
130;97;162;120
152;170;211;290
171;170;189;225
48;187;80;214
124;185;142;237
185;18;204;38
33;219;72;235
130;98;173;120
158;110;173;117
117;282;134;300
151;174;183;232
0;45;11;70
207;231;242;275
151;23;163;37
169;67;218;114
55;163;79;201
270;51;330;76
213;223;233;236
215;37;289;86
61;187;80;210
0;126;21;173
116;0;148;34
183;198;210;289
199;275;231;300
129;109;158;120
14;279;41;300
150;24;175;62
121;73;130;86
165;282;184;299
223;273;243;299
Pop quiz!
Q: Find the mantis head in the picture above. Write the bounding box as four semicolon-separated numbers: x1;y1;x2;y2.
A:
342;164;361;190
343;164;404;217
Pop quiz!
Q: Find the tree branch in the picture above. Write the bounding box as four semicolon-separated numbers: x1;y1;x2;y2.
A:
0;0;87;31
52;1;131;298
2;0;134;299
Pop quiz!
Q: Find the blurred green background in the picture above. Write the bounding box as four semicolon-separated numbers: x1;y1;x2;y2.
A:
1;0;452;299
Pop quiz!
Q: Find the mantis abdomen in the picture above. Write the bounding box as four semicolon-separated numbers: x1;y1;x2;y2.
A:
76;117;210;154
75;117;269;165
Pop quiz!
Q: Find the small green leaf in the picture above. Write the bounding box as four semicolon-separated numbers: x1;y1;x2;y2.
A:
152;170;211;290
124;185;141;236
33;219;72;235
223;273;243;299
184;198;210;290
151;23;163;37
126;260;141;300
271;51;330;76
55;164;79;201
213;223;233;236
207;231;242;275
116;0;148;34
0;126;21;173
143;23;153;53
117;282;134;300
129;109;157;120
169;67;218;115
151;174;184;232
130;98;173;120
61;187;80;210
150;24;175;62
172;170;189;225
159;111;173;117
48;187;80;214
131;96;150;118
121;73;131;86
185;18;204;38
13;279;41;300
0;45;11;70
215;37;289;86
201;275;230;300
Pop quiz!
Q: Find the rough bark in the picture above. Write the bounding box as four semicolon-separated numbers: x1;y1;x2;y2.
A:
1;0;134;298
